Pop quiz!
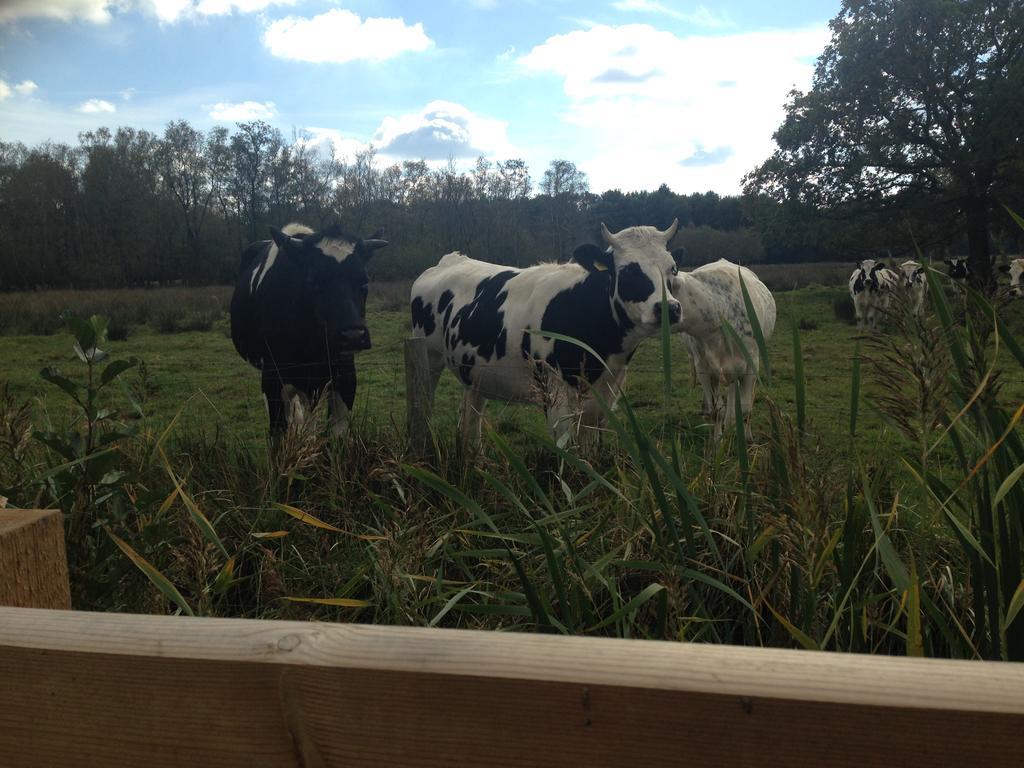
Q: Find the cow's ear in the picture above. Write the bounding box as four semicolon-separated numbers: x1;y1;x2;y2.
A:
999;264;1011;273
360;237;389;261
574;243;614;274
269;227;299;251
874;261;888;270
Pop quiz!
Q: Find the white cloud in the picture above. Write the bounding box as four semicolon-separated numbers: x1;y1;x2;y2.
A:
297;128;369;162
208;100;276;121
0;81;11;101
78;98;116;113
120;87;136;101
610;1;733;29
374;101;515;162
138;0;294;24
14;80;39;96
517;23;828;192
0;0;114;24
264;9;432;64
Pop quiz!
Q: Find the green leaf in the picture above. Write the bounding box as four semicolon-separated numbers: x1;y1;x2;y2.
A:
1004;579;1024;633
274;501;343;533
849;342;861;437
100;357;139;387
994;461;1024;509
107;529;194;616
62;312;97;352
739;268;771;386
282;596;371;608
586;583;666;632
791;320;806;435
160;447;229;558
765;600;818;651
39;366;81;404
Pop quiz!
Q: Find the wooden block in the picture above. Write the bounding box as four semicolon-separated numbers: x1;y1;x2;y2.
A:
1;607;1022;767
0;510;70;610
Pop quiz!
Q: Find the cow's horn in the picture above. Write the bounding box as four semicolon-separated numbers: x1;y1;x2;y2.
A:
662;218;679;243
600;222;617;247
363;239;389;251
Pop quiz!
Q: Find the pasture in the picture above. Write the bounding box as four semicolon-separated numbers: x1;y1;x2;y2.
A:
2;266;1024;660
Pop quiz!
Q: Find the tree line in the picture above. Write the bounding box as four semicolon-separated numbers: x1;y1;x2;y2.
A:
4;0;1024;293
0;121;771;290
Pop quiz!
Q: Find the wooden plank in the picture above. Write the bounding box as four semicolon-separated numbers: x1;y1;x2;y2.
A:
1;607;1022;767
0;510;70;610
404;335;434;460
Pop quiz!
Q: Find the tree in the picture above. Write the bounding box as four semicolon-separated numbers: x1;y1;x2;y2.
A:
746;0;1024;288
158;120;216;280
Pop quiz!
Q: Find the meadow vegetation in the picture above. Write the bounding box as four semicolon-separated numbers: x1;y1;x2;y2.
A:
2;264;1024;661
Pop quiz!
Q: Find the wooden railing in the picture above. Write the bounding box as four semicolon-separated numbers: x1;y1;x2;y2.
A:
2;510;1022;767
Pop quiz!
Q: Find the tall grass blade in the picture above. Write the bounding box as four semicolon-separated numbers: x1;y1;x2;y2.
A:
107;529;194;616
792;321;806;435
739;269;771;386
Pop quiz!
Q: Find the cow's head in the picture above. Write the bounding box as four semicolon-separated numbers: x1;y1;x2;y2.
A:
999;258;1024;297
899;260;924;288
572;220;682;330
269;224;388;351
945;257;969;281
853;259;888;292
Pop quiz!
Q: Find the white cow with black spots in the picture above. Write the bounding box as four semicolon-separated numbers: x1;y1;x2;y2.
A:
410;221;682;452
898;260;927;319
849;259;898;330
672;260;776;442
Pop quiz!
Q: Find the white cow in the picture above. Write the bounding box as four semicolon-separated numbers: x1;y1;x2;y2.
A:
672;260;776;441
410;221;682;451
999;258;1024;298
849;259;898;330
898;260;927;318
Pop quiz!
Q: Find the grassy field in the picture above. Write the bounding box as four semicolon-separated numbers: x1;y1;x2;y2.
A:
2;271;1024;660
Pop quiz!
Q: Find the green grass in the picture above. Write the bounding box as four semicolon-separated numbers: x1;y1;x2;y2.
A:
2;280;1024;659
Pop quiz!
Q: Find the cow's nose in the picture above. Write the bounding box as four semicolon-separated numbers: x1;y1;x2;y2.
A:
654;302;682;324
339;327;371;349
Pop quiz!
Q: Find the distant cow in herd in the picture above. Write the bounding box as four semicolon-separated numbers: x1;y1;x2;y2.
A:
411;221;682;450
1000;258;1024;298
849;259;899;330
230;222;388;436
898;260;927;319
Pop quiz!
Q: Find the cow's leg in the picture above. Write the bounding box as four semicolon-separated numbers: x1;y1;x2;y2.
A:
329;357;357;438
458;388;487;454
281;384;311;431
261;371;287;435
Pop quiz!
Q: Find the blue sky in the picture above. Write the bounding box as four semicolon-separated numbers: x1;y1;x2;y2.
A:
0;0;840;194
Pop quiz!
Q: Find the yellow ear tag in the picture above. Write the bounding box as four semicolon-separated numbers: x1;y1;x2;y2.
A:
594;261;608;271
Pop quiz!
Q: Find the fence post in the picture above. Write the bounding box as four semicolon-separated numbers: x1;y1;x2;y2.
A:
0;509;71;609
405;336;433;460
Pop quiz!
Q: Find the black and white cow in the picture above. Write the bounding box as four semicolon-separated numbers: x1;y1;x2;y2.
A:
999;258;1023;298
945;257;970;283
410;221;682;450
230;222;388;436
849;259;898;330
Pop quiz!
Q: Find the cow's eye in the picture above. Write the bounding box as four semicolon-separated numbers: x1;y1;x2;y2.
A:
670;265;679;276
